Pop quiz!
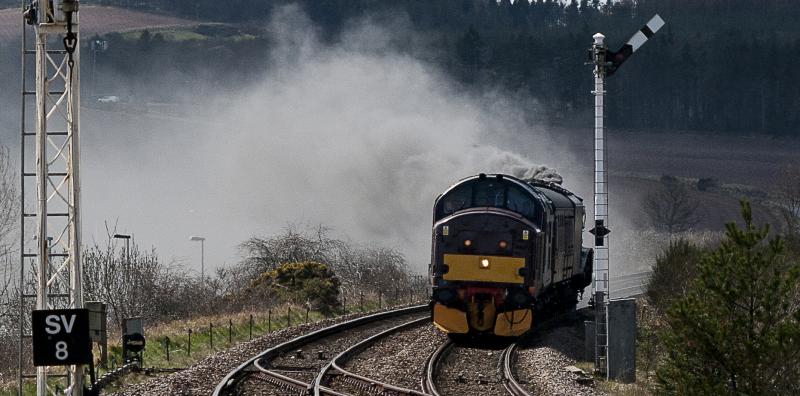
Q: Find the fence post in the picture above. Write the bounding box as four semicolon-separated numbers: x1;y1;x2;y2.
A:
249;314;253;340
268;309;272;332
379;291;382;309
359;291;364;312
342;294;346;314
210;323;214;350
164;336;170;363
305;306;310;323
188;329;192;356
287;306;291;328
229;319;233;344
409;288;413;304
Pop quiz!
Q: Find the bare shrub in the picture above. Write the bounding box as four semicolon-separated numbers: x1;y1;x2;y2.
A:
237;225;345;284
236;225;416;309
643;176;702;233
0;145;16;254
0;146;17;379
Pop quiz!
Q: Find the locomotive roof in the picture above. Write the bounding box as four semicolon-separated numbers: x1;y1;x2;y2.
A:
438;173;580;201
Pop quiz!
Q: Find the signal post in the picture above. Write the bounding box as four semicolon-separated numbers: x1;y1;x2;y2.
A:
589;14;665;379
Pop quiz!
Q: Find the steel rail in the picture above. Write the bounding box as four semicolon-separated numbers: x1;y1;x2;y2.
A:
501;342;531;396
424;308;594;396
212;304;428;396
314;316;431;396
420;339;452;396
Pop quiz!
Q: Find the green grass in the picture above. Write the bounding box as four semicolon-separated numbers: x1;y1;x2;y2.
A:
116;26;258;43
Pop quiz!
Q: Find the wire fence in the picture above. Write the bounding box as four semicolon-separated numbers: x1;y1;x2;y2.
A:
101;287;431;373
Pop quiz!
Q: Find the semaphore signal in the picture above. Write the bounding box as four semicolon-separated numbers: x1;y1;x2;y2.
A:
589;14;665;380
606;15;666;76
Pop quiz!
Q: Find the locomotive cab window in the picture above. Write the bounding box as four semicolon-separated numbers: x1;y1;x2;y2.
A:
435;178;538;221
506;185;535;219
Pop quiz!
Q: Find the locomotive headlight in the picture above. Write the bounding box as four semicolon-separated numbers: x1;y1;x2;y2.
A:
499;240;508;249
464;239;472;247
480;258;490;268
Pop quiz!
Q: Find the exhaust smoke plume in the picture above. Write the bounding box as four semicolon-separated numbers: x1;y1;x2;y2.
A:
81;6;567;272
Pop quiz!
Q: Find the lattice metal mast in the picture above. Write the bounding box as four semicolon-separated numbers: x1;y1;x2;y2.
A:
19;0;83;394
589;14;665;378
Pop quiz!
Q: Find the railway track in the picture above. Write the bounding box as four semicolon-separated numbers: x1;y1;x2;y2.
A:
314;317;431;395
500;342;529;396
611;271;652;298
214;300;627;396
423;308;598;396
212;305;428;396
423;337;528;396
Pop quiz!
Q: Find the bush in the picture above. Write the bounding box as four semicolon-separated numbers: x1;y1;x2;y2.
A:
249;261;341;315
646;239;706;313
656;201;800;395
696;177;717;191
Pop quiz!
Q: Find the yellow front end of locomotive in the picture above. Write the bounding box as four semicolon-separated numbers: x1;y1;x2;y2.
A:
433;303;469;334
442;254;525;284
494;308;533;337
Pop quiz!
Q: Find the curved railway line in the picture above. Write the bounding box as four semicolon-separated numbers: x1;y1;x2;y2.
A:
208;274;649;396
423;335;533;396
315;317;430;395
213;305;428;396
423;308;599;396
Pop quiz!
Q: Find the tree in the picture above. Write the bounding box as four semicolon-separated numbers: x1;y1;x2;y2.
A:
643;177;701;233
777;164;800;234
657;201;800;395
0;145;18;376
82;230;172;331
0;145;16;257
456;26;485;74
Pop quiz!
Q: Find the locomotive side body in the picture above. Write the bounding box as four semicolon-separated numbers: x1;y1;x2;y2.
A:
429;173;592;337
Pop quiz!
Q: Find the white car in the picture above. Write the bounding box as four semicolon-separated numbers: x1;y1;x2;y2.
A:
97;95;120;104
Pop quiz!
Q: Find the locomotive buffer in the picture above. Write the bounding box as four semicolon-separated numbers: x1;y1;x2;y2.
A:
589;14;665;379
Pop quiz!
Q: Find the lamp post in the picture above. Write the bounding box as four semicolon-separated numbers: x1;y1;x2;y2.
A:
190;236;205;282
113;234;131;265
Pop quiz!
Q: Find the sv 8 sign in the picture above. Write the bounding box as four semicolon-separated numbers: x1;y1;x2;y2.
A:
32;309;92;366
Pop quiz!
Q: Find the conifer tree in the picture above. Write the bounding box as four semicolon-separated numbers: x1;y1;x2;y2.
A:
657;201;800;395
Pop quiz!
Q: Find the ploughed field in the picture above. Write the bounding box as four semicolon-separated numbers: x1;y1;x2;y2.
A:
504;126;797;232
0;6;200;41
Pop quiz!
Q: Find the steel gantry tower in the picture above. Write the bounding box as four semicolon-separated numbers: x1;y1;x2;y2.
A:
18;0;84;395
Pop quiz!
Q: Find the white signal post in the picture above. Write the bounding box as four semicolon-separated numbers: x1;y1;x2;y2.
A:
590;14;665;378
591;32;611;377
19;0;84;394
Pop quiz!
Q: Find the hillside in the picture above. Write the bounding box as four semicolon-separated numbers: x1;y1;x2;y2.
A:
0;5;201;41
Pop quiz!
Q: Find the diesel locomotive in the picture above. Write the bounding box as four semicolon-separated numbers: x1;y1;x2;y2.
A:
429;173;593;337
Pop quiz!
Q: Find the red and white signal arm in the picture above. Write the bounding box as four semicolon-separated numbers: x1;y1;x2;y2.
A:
32;309;92;366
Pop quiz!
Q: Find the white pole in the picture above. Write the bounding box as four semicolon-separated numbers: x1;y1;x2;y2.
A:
592;32;610;378
200;239;204;283
34;20;49;396
68;12;84;393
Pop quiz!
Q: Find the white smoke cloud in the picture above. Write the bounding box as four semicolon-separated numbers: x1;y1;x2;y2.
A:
81;6;566;272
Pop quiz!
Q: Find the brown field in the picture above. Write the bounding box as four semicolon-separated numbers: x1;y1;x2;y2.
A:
0;5;200;41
